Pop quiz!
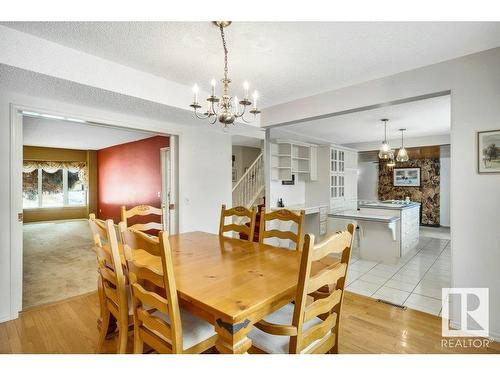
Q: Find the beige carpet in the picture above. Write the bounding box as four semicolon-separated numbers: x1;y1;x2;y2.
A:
23;219;98;309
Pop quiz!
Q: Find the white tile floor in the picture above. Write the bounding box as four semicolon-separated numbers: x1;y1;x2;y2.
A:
345;231;451;316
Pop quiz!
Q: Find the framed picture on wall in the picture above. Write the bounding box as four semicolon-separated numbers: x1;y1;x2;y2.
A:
393;167;421;187
232;167;237;182
478;129;500;174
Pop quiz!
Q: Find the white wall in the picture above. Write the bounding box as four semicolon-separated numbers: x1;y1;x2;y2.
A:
305;146;331;208
440;145;451;227
179;128;232;233
269;179;306;208
263;48;500;339
0;90;232;322
358;162;379;201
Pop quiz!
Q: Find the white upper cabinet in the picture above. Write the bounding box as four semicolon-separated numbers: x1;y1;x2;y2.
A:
330;147;358;212
309;146;318;181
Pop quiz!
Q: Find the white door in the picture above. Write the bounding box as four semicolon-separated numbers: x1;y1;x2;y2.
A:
161;148;171;232
11;108;24;317
161;139;179;234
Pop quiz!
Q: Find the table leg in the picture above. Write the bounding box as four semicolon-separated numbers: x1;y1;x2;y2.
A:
214;317;253;354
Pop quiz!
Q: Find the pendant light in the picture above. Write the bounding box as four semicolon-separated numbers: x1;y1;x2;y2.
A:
396;128;410;162
387;153;396;168
378;118;393;160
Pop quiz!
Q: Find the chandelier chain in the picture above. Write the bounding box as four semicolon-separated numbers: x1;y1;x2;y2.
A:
219;24;229;94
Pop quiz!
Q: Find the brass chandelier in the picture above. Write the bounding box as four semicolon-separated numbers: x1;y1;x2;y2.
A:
190;21;261;126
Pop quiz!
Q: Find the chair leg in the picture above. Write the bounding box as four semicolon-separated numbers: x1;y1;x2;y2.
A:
97;311;111;354
133;327;144;354
117;319;129;354
328;344;339;354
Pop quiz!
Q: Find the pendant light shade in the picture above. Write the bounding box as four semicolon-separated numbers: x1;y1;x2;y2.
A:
396;128;410;162
378;119;393;160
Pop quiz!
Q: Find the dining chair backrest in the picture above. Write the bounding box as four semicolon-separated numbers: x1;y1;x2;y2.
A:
218;204;257;241
121;205;164;233
121;225;184;353
88;215;128;334
88;213;108;248
290;223;355;354
258;209;305;251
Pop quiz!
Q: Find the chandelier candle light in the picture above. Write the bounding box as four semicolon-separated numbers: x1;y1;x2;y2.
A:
396;128;410;162
378;118;394;160
190;21;261;126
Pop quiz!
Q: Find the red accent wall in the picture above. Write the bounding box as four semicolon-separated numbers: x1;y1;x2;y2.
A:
97;135;169;224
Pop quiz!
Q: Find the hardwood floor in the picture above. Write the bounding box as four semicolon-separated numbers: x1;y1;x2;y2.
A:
0;291;498;354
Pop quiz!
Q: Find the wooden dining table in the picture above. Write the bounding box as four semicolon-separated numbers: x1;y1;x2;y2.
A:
126;231;299;353
118;231;338;354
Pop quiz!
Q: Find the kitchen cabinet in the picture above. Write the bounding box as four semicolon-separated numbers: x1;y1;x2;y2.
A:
330;147;358;213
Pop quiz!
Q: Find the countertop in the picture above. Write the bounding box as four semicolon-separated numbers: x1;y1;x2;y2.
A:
358;200;421;210
271;204;327;215
329;210;400;223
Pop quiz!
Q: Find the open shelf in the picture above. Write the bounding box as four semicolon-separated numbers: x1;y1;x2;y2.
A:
271;140;316;181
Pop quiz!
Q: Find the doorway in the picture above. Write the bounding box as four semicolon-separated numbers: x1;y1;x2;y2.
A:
266;92;452;316
12;108;179;313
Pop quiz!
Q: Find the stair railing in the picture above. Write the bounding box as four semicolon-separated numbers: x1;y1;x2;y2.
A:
232;153;264;208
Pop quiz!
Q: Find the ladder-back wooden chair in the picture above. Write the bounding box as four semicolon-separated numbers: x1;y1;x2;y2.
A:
248;224;355;354
258;209;305;251
219;204;257;241
121;205;164;234
120;224;217;354
88;214;131;354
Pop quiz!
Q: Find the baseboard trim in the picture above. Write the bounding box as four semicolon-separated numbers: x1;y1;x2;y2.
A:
0;314;14;324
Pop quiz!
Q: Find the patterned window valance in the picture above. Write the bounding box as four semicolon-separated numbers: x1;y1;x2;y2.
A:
23;161;88;185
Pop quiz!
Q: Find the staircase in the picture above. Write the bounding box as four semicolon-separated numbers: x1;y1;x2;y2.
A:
232;153;265;242
240;198;265;242
232;153;264;208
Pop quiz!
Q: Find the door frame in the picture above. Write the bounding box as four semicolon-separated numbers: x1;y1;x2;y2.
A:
160;145;179;234
8;102;180;320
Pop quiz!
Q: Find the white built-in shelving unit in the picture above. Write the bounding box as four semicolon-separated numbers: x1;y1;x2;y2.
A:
271;140;317;181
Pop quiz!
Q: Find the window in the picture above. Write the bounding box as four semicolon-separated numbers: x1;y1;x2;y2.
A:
42;168;64;207
68;170;86;205
22;169;39;208
22;163;87;209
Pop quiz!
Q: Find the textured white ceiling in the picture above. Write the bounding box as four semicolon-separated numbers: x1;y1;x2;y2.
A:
3;22;500;107
272;95;450;145
0;64;263;139
23;116;158;150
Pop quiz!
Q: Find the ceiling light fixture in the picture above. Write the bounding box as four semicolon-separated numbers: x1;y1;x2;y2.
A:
387;153;396;168
396;128;410;162
378;118;393;160
189;21;260;127
21;110;41;117
40;114;65;120
65;118;87;123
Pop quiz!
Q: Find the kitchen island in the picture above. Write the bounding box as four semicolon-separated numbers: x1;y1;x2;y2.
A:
329;201;420;264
